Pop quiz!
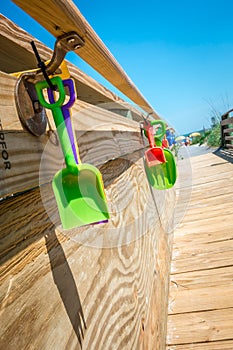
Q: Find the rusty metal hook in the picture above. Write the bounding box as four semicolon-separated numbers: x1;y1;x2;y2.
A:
15;32;85;136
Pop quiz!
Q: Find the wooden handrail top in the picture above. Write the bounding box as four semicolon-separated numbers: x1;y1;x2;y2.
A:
12;0;160;119
223;127;233;133
221;116;233;126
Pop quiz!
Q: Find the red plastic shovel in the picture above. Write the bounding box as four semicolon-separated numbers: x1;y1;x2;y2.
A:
143;120;166;167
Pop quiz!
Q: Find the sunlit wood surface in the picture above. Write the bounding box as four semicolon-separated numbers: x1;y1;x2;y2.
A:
11;0;159;117
0;15;174;349
166;151;233;349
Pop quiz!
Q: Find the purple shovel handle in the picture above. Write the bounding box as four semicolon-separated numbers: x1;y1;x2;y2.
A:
47;79;79;164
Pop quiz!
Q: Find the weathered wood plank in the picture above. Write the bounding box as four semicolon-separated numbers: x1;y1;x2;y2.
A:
171;237;233;274
0;153;148;269
186;181;233;200
0;154;173;350
12;0;159;118
167;151;233;347
0;11;175;350
169;266;233;315
169;266;233;290
175;204;233;227
190;168;233;185
0;127;144;198
174;211;232;233
169;284;233;314
0;71;147;198
225;136;233;141
223;127;233;133
0;13;145;125
0;70;142;132
221;116;233;126
172;230;233;254
167;309;233;345
0;14;132;108
174;155;233;193
166;339;233;350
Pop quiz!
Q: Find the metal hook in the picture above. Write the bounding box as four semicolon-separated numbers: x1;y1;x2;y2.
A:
15;73;48;136
15;32;85;136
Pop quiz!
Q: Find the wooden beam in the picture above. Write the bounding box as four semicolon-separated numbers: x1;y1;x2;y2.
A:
169;284;233;314
0;14;124;107
0;71;147;198
0;155;173;349
166;339;233;350
11;0;159;118
169;266;233;290
223;127;233;133
221;116;233;126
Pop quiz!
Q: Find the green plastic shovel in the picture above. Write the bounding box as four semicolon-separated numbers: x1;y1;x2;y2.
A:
36;76;109;229
144;119;177;190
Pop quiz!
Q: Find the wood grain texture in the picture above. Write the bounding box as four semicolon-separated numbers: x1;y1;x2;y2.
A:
221;116;233;126
167;152;233;348
0;71;147;198
0;13;121;105
223;127;233;133
0;13;175;350
0;155;173;350
171;265;233;287
0;13;145;121
167;340;233;350
11;0;160;117
167;309;233;345
169;284;233;314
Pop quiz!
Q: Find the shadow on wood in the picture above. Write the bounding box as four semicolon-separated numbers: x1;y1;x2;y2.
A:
213;148;233;164
45;231;86;347
0;150;144;268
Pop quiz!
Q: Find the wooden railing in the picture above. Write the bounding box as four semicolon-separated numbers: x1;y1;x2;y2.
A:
0;14;174;350
221;109;233;149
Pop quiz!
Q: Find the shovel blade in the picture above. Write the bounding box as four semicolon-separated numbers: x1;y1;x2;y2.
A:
52;164;109;229
145;149;177;190
145;147;166;167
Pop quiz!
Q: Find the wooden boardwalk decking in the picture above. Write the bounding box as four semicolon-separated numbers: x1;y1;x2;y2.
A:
166;149;233;350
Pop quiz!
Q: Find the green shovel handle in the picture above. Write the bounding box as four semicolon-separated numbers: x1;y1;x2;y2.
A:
35;76;76;168
144;119;166;147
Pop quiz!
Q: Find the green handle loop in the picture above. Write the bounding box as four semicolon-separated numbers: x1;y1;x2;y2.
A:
35;76;76;169
150;120;166;139
144;119;166;146
36;76;66;109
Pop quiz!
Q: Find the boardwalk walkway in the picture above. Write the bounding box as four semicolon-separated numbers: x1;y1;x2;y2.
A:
166;148;233;349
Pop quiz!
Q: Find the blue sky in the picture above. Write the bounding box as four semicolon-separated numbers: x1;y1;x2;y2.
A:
1;0;233;134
